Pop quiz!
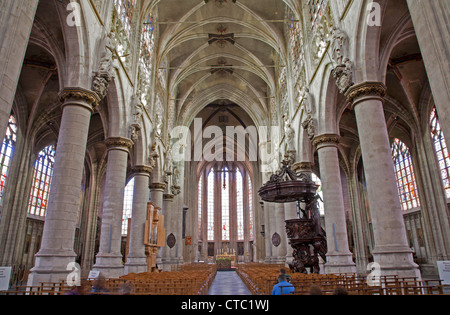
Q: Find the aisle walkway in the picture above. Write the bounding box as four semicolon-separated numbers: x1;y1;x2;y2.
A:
208;271;253;295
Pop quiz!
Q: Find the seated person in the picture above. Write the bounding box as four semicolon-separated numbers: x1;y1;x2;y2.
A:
279;268;291;283
272;275;295;295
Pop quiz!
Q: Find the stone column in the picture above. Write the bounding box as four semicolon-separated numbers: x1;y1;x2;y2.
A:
263;202;274;263
93;137;133;279
346;82;421;278
28;88;100;286
0;0;38;142
124;165;153;274
312;134;356;274
272;203;287;264
161;193;175;269
407;0;450;148
150;182;167;266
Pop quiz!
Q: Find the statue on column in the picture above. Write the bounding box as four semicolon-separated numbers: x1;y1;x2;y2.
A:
93;31;117;99
330;27;354;94
284;117;296;165
302;112;317;141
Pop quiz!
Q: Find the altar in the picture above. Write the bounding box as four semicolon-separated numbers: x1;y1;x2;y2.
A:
215;248;237;270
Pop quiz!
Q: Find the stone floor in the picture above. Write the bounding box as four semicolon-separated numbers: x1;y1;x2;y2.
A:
208;271;253;295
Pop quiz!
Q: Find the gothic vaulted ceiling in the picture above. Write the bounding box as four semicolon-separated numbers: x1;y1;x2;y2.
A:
146;0;294;127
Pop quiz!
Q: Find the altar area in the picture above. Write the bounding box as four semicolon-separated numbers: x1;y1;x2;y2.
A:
215;248;237;271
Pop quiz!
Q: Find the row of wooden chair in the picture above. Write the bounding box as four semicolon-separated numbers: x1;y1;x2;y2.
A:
0;263;217;296
236;263;447;295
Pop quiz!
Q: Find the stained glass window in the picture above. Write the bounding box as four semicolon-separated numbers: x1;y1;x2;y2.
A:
430;107;450;198
114;0;136;38
0;116;17;206
288;11;304;79
391;139;420;210
308;0;326;33
140;12;155;83
236;169;244;241
207;169;215;241
198;175;203;239
248;175;254;241
200;166;255;247
122;177;135;235
222;168;230;241
28;145;56;217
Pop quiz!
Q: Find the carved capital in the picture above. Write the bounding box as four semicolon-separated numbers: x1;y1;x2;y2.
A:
131;165;153;176
345;81;387;105
105;137;134;152
163;193;175;201
59;87;101;111
312;134;340;150
292;162;314;173
149;182;167;191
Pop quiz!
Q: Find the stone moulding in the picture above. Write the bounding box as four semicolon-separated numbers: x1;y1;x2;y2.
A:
105;137;134;152
312;134;340;149
131;165;154;176
149;182;167;190
59;87;101;110
345;81;387;104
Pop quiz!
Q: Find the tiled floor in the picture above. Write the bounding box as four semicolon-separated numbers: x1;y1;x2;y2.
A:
208;271;253;295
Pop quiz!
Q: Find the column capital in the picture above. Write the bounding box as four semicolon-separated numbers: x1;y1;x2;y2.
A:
131;165;154;177
149;182;167;191
292;161;314;173
105;137;134;153
59;87;101;111
345;81;387;106
163;193;175;201
312;133;340;150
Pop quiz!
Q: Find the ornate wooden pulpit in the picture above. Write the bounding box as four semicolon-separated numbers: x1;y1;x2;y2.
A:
258;159;327;274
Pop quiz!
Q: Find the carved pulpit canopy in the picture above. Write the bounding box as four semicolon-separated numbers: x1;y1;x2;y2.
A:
258;158;319;204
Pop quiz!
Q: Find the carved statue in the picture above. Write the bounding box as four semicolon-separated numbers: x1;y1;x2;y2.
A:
148;143;159;169
302;112;317;140
133;95;144;124
164;145;173;176
330;26;348;66
329;27;354;94
332;58;354;94
92;31;117;99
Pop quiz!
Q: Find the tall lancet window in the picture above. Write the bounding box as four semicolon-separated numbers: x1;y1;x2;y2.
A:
391;139;420;210
198;164;255;259
140;12;155;83
430;107;450;198
28;145;56;217
308;0;326;33
207;169;215;241
248;175;254;241
114;0;136;38
0;116;17;206
198;175;203;239
122;177;135;235
222;167;230;241
288;9;304;81
236;169;244;240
